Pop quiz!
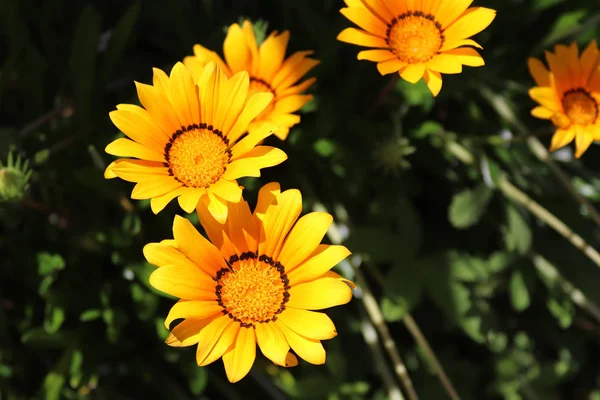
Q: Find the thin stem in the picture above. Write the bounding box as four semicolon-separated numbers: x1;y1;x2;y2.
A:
445;139;600;269
526;137;600;228
324;216;419;400
354;269;420;400
358;307;406;400
530;251;600;324
365;261;461;400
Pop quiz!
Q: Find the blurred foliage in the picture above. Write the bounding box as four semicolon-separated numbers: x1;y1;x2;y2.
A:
2;0;600;399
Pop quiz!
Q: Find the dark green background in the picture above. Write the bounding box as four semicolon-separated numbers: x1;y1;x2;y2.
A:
3;0;600;398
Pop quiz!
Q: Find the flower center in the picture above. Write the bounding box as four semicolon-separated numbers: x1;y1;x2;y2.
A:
249;78;275;121
562;89;598;126
164;124;231;188
216;252;290;327
387;12;444;64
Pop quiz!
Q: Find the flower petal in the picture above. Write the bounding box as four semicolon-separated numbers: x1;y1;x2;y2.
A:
287;278;353;310
164;300;223;329
337;27;388;48
224;147;288;180
279;212;333;270
400;63;426;84
258;189;302;260
227;93;274;143
166;317;215;347
550;128;576;152
278;308;337;340
287;245;351;285
424;69;443;97
222;327;257;383
277;321;325;365
149;264;216;300
255;322;289;366
173;215;228;276
443;7;496;46
195;314;234;365
199;321;240;367
528;57;551;87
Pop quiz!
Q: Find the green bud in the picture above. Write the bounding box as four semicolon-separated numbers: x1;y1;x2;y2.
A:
0;151;32;203
372;136;416;175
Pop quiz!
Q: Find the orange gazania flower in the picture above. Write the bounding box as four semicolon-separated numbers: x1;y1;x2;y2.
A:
184;20;319;140
144;183;354;382
104;62;286;223
528;41;600;158
337;0;496;96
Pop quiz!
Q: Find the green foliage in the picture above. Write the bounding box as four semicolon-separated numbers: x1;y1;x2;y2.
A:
3;0;600;399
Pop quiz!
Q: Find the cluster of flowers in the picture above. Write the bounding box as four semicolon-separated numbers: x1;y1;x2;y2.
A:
104;0;600;384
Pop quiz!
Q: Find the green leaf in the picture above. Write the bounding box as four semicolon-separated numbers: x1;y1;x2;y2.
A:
547;294;574;329
313;138;336;157
21;328;70;348
413;121;442;138
381;262;423;322
509;271;531;312
79;309;102;322
102;2;140;83
504;204;532;255
69;5;101;123
37;252;66;275
541;10;586;48
448;184;493;229
44;304;65;334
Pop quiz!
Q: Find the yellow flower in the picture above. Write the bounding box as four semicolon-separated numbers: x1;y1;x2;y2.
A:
104;62;287;223
144;183;354;383
183;20;319;140
337;0;496;96
528;41;600;158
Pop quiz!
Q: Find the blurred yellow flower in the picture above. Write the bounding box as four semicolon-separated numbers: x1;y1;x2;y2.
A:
144;183;354;383
184;20;319;140
528;41;600;158
104;62;286;223
337;0;496;96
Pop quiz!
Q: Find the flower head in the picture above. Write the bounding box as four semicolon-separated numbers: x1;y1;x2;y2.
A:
184;20;319;140
144;183;354;382
528;41;600;158
104;62;287;222
337;0;496;96
0;151;32;203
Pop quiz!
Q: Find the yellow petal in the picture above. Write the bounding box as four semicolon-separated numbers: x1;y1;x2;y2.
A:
223;147;288;180
104;161;118;179
230;122;279;159
358;49;396;62
223;23;252;73
196;199;227;249
204;190;229;224
287;245;351;285
287;277;353;310
254;182;281;221
282;352;298;367
131;178;181;199
340;7;387;37
443;7;496;45
279;212;332;270
436;0;475;28
172;214;228;276
195;314;234;365
426;55;463;74
164;300;223;329
424;69;443;97
105;138;165;162
222;327;257;383
441;48;485;67
150;187;189;214
177;188;204;214
198;62;219;127
166;317;215;347
225;200;259;253
273;94;313;115
109;107;168;150
255;322;289;366
337;27;388;48
227;92;274;142
143;242;187;267
209;179;242;203
400;63;426;84
279;77;317;97
377;59;406;75
199;321;240;366
581;40;599;86
528;87;561;112
531;106;554;120
215;70;250;135
168;62;200;127
134;81;180;136
545;51;572;94
257;31;290;82
258;189;302;260
549;128;576;152
278;308;337;340
111;159;169;182
575;126;594;158
277;321;325;365
149;264;217;300
528;57;551;87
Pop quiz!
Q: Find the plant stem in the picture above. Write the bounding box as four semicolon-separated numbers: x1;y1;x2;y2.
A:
526;137;600;228
530;251;600;324
445;139;600;269
365;261;461;400
323;214;419;400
